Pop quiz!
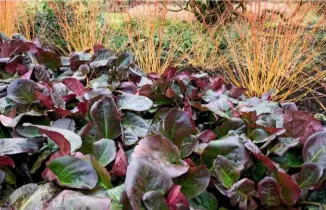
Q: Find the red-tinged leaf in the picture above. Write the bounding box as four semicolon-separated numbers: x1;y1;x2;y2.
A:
271;169;300;206
126;158;173;210
93;43;105;53
77;101;88;114
183;158;196;167
20;69;33;79
194;77;210;89
38;129;70;155
63;77;86;97
211;77;224;90
227;178;256;210
110;143;128;176
132;135;189;178
257;177;282;206
147;72;161;80
0;156;15;168
139;84;152;97
118;82;138;94
198;129;216;143
165;88;177;98
163;67;177;80
35;91;54;109
284;110;323;144
166;185;190;210
33;65;50;82
61;93;77;102
52;109;71;118
90;96;122;139
16;64;29;75
42;151;65;182
23;124;82;155
183;97;192;119
244;140;277;170
164;108;196;148
37;50;61;70
296;163;323;190
229;87;247;98
303;130;326;168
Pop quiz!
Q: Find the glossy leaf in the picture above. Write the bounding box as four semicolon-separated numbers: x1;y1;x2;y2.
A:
7;78;36;104
303;130;326;168
164;108;196;148
142;191;169;210
48;156;98;189
174;165;210;199
93;138;117;166
201;135;248;170
132;135;189;178
125;158;173;210
0;138;40;156
117;93;153;111
90;96;122;139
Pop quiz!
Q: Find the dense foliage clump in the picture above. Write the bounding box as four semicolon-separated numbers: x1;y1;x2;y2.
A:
0;33;326;210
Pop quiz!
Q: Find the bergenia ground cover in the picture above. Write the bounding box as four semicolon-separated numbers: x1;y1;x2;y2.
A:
0;33;326;210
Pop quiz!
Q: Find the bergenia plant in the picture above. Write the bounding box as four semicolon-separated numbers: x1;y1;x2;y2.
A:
0;33;325;210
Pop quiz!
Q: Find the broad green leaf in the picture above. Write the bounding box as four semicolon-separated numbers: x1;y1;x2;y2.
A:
117;93;153;112
214;155;240;188
0;96;16;115
126;158;173;210
48;156;98;189
90;96;121;139
174;165;210;199
116;52;133;68
201;135;248;170
122;112;150;137
190;191;218;210
272;151;303;168
83;155;113;189
218;118;246;138
107;183;125;201
93;138;117;166
250;128;270;143
268;137;299;156
7;78;36;104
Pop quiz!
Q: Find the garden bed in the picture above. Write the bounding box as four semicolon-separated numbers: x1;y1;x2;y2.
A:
0;35;326;210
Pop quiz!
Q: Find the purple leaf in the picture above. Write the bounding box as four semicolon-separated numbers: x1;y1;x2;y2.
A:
90;96;122;139
132;135;189;178
164;108;196;148
271;169;300;206
7;78;37;104
126;158;173;210
296;163;323;190
284;110;323;144
142;191;169;210
227;178;256;210
303;130;326;168
0;156;15;168
257;177;282;206
63;77;86;97
166;185;190;210
110;143;128;177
